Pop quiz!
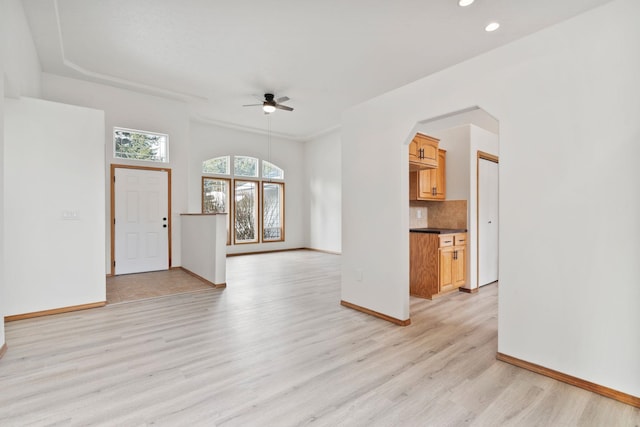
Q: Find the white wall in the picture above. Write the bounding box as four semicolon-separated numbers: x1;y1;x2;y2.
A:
420;108;499;136
189;120;306;254
1;0;44;348
0;20;5;349
305;130;341;253
2;0;41;98
342;0;639;397
4;97;105;315
41;73;190;269
181;214;226;285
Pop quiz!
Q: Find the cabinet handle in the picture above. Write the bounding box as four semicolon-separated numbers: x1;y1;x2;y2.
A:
419;148;424;159
432;187;436;196
454;250;457;260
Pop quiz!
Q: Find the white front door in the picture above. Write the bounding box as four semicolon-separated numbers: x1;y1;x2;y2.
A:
478;158;499;286
114;167;169;275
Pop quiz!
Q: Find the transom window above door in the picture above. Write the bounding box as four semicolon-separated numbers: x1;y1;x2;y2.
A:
114;127;169;163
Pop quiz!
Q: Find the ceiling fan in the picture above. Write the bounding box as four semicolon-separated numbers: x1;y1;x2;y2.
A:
243;93;294;114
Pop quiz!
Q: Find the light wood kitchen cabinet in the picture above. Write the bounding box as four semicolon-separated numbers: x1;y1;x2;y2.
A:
409;149;446;201
438;234;466;293
410;231;467;299
409;133;439;171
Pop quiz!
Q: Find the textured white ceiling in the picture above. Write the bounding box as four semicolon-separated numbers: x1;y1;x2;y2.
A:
23;0;612;140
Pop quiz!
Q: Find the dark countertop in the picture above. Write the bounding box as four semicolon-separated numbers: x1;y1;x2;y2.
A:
410;228;467;234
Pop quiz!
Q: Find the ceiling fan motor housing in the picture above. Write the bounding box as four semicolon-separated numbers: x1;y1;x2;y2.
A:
264;93;276;107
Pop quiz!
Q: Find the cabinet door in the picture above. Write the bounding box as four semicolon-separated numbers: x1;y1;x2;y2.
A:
452;246;466;287
418;169;436;199
439;247;454;293
418;137;438;167
433;150;446;200
409;140;419;163
410;134;438;169
412;149;446;201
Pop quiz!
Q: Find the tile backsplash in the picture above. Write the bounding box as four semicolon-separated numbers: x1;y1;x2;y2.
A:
427;200;467;229
410;200;468;230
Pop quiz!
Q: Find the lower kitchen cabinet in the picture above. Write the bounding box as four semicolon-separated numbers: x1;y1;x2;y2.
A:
438;244;466;293
410;232;467;299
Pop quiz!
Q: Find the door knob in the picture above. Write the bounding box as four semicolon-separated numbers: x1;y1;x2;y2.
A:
163;224;167;228
163;217;167;221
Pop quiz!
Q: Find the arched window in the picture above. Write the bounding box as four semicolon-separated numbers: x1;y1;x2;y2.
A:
203;156;230;175
202;155;285;244
262;160;284;179
233;156;258;177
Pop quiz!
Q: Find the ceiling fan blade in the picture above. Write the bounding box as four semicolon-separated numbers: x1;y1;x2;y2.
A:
275;104;293;111
242;103;263;107
276;96;289;103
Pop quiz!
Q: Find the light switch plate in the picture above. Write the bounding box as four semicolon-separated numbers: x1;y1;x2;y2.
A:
62;210;80;220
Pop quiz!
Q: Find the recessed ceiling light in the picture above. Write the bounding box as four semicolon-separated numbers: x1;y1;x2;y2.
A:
485;22;500;32
458;0;475;6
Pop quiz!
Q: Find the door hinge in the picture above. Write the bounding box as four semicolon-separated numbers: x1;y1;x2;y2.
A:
113;260;116;267
114;218;116;225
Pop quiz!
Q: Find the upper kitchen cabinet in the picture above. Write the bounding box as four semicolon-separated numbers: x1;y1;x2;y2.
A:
410;149;446;201
409;133;439;171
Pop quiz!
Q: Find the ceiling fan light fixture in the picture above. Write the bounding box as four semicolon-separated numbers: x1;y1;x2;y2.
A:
244;93;293;113
458;0;474;6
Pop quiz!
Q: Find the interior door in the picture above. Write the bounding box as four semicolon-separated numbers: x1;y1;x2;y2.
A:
478;158;499;286
114;167;169;275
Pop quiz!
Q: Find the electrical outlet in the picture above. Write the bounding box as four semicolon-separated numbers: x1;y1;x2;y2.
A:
417;209;422;219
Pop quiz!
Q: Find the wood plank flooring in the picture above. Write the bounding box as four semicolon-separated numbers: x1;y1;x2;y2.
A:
1;250;638;426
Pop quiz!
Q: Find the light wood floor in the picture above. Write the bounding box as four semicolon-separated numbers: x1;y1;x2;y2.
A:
1;251;638;426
